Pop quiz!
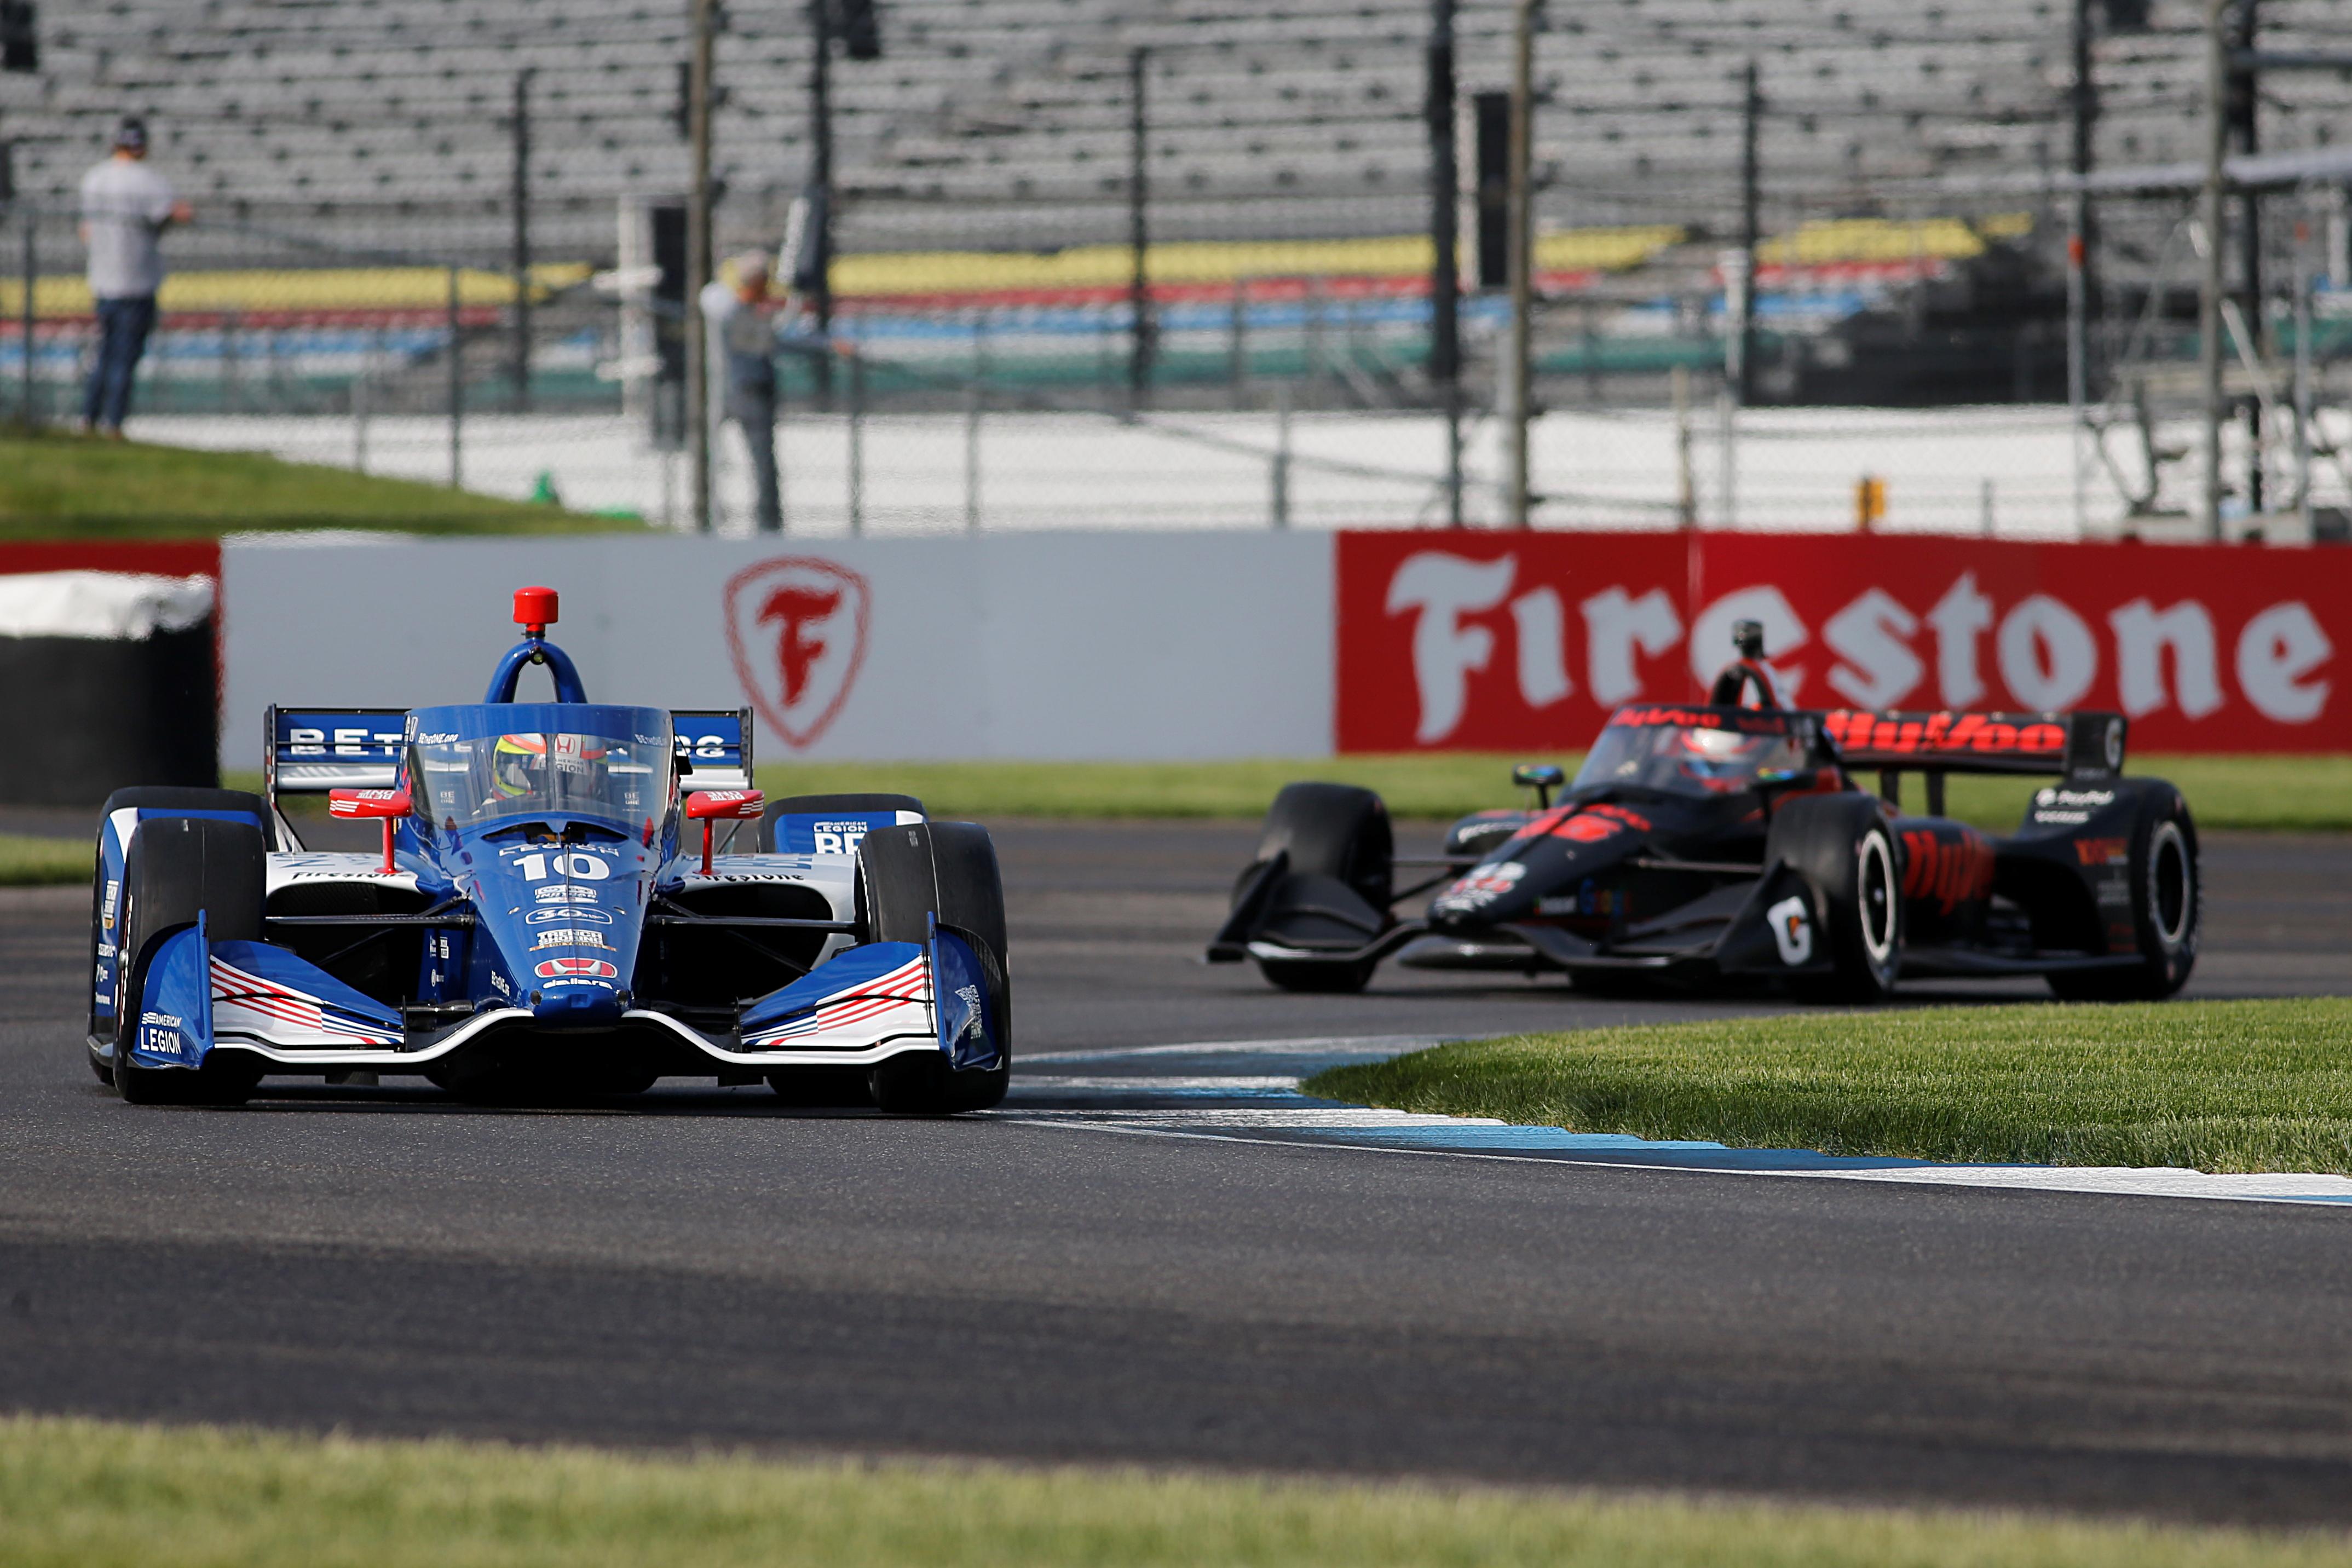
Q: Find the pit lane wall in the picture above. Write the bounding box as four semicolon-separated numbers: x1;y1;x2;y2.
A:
221;531;2347;768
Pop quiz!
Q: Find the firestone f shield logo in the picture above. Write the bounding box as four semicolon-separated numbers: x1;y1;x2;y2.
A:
724;557;871;750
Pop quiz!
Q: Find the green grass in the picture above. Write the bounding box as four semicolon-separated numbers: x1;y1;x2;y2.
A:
0;831;93;886
1305;999;2352;1174
0;430;641;535
752;753;2352;831
5;1415;2350;1568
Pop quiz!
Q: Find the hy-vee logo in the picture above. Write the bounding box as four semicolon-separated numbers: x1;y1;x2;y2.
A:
723;557;871;751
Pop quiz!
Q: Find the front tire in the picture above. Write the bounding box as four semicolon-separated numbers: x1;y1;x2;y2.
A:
858;820;1011;1114
2048;785;2199;1001
1239;782;1392;995
1767;794;1904;1003
1258;956;1376;994
112;816;267;1107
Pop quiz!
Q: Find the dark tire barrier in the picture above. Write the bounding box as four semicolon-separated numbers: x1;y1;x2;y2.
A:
0;573;218;805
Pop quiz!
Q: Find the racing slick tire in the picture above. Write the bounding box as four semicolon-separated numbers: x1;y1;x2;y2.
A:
1247;782;1392;995
87;786;273;1087
2047;783;2200;1001
110;815;267;1107
857;820;1011;1115
1767;794;1904;1004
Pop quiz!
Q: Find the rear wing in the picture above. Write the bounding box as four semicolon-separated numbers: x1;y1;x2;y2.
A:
673;708;753;792
266;705;756;802
266;706;408;799
1819;708;2126;786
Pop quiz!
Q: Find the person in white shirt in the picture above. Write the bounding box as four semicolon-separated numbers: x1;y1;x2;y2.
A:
77;118;192;437
699;250;783;533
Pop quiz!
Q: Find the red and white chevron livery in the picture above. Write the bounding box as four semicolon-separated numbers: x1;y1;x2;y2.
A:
741;953;931;1052
211;955;399;1048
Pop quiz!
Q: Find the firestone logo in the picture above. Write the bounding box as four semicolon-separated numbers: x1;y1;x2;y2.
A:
724;557;871;750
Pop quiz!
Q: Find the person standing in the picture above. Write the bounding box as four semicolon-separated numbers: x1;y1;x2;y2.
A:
699;250;783;533
77;117;192;438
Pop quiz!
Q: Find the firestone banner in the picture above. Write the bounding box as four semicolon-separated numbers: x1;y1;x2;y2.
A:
1339;531;2345;754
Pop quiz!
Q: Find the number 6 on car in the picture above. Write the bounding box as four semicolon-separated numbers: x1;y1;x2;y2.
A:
86;586;1011;1112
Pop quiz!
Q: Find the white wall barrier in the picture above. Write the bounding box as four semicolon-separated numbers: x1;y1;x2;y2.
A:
222;533;1336;768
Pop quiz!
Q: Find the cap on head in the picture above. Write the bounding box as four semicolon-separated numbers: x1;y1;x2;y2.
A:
113;118;149;154
1731;619;1766;660
513;585;559;638
731;250;773;286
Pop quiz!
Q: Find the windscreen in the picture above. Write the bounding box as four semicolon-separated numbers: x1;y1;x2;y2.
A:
411;727;672;830
1572;708;1807;797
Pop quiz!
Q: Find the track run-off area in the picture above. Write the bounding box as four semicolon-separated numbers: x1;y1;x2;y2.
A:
7;822;2352;1526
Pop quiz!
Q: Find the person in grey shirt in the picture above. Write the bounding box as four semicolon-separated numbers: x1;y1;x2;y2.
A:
77;117;192;437
699;250;784;533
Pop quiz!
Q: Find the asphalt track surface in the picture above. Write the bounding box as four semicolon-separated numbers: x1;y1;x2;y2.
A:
7;821;2352;1526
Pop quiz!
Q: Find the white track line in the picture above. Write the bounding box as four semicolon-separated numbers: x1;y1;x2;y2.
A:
1005;1038;2352;1209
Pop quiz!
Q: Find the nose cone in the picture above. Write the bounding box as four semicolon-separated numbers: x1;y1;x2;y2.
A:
1429;821;1645;928
533;985;623;1026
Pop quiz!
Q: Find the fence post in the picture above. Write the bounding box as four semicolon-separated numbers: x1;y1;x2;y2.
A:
1304;275;1324;394
847;346;864;536
18;209;34;428
447;264;464;489
965;377;982;533
1673;363;1695;527
1271;384;1292;528
353;333;369;472
1229;277;1248;405
221;309;240;415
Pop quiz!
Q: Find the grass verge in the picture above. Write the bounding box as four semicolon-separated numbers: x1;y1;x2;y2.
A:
0;430;639;535
5;1414;2351;1568
1305;999;2352;1174
756;753;2352;831
0;831;93;886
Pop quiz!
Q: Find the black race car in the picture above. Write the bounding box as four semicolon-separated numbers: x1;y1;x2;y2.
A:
1209;631;2197;1002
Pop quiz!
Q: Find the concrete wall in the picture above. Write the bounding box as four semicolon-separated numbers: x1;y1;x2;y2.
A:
221;533;1335;768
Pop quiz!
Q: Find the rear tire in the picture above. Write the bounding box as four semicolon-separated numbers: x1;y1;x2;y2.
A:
858;821;1011;1114
2048;784;2200;1001
1767;794;1904;1003
112;816;267;1108
760;793;924;851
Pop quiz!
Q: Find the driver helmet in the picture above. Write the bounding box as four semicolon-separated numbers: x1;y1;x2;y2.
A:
492;734;547;799
1673;727;1774;788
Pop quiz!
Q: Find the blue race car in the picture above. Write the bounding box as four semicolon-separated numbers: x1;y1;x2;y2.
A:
87;586;1008;1111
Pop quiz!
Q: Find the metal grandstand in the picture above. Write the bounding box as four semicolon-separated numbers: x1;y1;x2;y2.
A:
4;1;2352;532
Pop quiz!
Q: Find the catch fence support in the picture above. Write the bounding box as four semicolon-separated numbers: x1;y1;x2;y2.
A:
16;208;32;427
847;346;865;536
1228;278;1249;402
447;264;463;489
2297;214;2316;535
352;338;369;473
510;67;534;413
965;377;982;532
1271;385;1292;528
